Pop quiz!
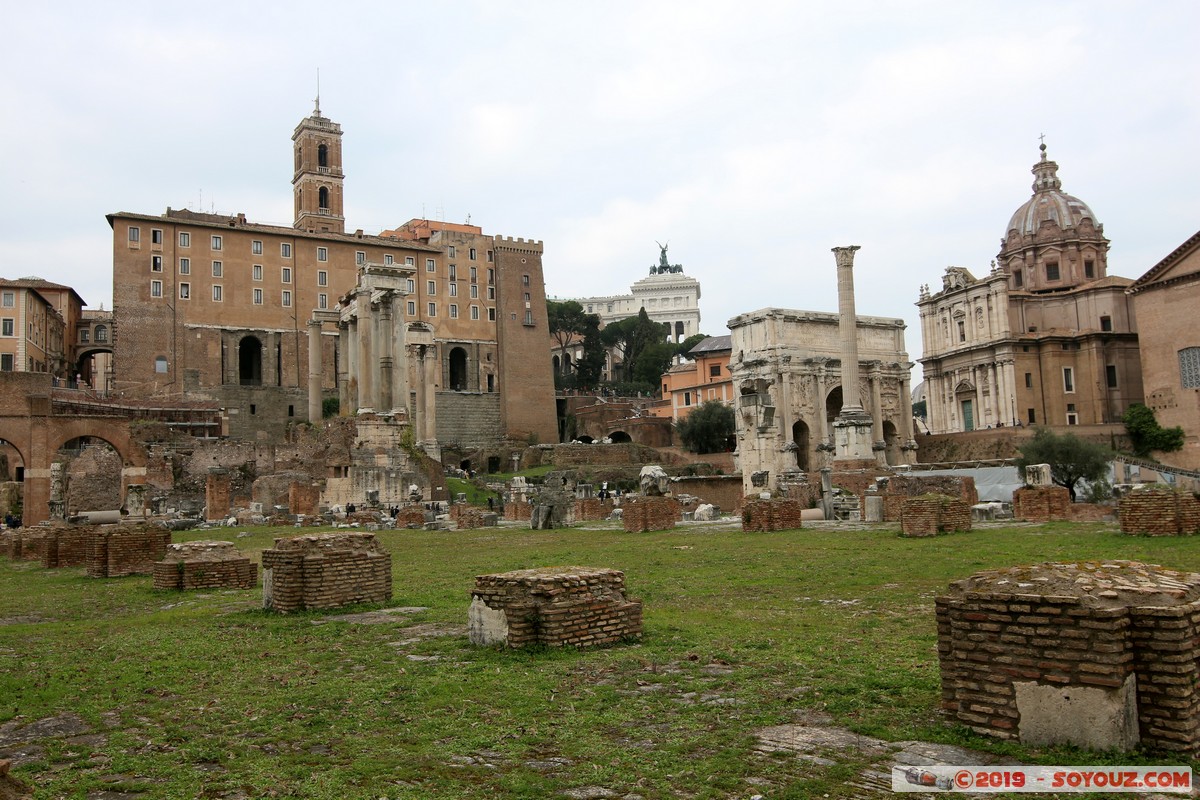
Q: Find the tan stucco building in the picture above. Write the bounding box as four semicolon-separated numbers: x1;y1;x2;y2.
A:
918;145;1142;432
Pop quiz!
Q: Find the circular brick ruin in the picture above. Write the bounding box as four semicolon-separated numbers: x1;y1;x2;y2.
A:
153;540;257;591
937;560;1200;754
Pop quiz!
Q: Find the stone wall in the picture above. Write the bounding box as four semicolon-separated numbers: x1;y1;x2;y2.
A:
2;529;43;561
468;566;642;649
882;475;979;522
436;391;502;449
289;482;321;516
153;541;257;591
574;498;614;521
206;469;233;522
741;499;804;532
394;505;430;528
451;505;495;529
672;475;743;513
900;495;972;537
1119;488;1200;536
505;500;532;521
86;525;172;578
261;532;392;613
41;528;93;568
937;561;1200;755
622;497;679;532
1013;485;1072;522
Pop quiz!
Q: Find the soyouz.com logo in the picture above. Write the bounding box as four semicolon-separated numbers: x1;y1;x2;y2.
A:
892;765;1192;793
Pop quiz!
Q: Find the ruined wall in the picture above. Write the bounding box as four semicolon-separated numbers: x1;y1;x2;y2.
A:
622;496;679;532
901;495;972;537
436;391;502;449
505;500;532;521
86;525;172;578
261;532;392;613
451;505;494;529
65;446;123;513
574;498;614;521
882;475;978;521
1012;485;1072;522
469;567;642;648
394;505;430;528
41;528;93;568
152;541;257;590
1119;488;1200;536
741;499;804;531
673;475;743;513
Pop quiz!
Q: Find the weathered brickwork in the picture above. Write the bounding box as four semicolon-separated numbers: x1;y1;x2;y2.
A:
741;499;804;532
1119;488;1200;536
153;541;257;591
882;475;979;522
505;501;532;521
261;532;391;613
289;482;321;516
469;567;642;648
673;475;743;513
937;561;1200;755
394;505;430;528
86;525;172;578
1012;485;1072;522
451;505;494;529
622;497;679;532
901;495;972;537
574;498;614;521
41;528;93;568
206;469;233;522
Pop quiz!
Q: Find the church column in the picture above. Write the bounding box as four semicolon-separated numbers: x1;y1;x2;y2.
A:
306;319;323;422
337;320;350;415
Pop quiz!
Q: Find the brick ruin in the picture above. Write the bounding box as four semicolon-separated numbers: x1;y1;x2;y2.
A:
394;504;431;528
574;497;615;521
153;540;257;591
468;566;642;649
86;525;172;578
40;528;93;568
261;532;392;613
937;560;1200;755
1119;487;1200;536
621;497;679;532
880;474;978;522
900;495;972;537
504;501;532;521
1012;485;1071;522
741;499;804;532
450;504;496;529
2;528;43;562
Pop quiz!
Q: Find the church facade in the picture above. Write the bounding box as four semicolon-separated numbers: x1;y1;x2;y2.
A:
918;146;1143;433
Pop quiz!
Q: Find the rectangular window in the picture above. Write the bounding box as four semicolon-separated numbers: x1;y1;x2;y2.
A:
1085;259;1095;279
522;274;530;286
427;302;437;317
524;292;531;303
427;280;436;296
405;256;415;266
1028;408;1036;425
384;254;394;265
253;288;263;305
957;320;965;342
406;278;415;294
684;392;692;406
211;235;222;251
1045;261;1059;281
281;242;292;258
317;270;327;286
179;231;190;247
1066;403;1078;426
1025;372;1032;388
469;247;477;260
1100;315;1113;332
449;264;457;280
1013;270;1023;288
488;307;496;321
524;310;534;325
470;305;479;320
252;240;263;255
179;283;190;299
318;293;328;310
1106;364;1118;388
150;280;163;298
1063;367;1074;393
449;304;458;319
1;319;13;336
80;329;90;343
151;229;163;245
407;301;416;316
179;257;190;275
0;292;11;308
447;246;456;258
282;267;292;284
212;285;223;302
426;258;436;272
128;226;140;243
449;283;458;297
252;264;263;281
317;247;328;262
282;290;292;307
470;266;477;283
487;286;495;300
470;284;478;299
356;251;366;265
151;255;163;272
487;250;494;262
212;260;223;277
709;364;721;377
0;354;11;371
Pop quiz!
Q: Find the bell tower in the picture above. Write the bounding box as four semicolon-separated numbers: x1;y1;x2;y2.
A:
292;98;345;233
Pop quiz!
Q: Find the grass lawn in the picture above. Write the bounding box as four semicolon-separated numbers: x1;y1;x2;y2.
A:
2;519;1199;798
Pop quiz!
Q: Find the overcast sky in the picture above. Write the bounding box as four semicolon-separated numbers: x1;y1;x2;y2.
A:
2;1;1198;368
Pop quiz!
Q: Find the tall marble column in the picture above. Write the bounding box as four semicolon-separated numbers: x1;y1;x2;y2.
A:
377;294;394;413
337;320;350;415
831;246;874;463
307;319;323;422
347;316;360;414
357;289;375;412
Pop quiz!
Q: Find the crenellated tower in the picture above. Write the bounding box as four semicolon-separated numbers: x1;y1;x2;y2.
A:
292;99;345;233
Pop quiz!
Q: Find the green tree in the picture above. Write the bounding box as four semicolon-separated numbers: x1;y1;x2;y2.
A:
635;340;677;386
547;300;592;376
1015;427;1111;502
676;333;709;358
675;400;736;454
912;399;927;420
1123;403;1184;457
574;318;607;389
601;309;669;384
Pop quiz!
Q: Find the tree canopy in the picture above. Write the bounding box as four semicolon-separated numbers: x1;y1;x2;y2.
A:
676;333;709;358
1123;403;1184;458
1015;427;1111;502
675;400;736;454
601;309;670;384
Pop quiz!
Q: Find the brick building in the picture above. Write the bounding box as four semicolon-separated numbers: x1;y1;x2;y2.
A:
107;103;556;447
1127;228;1200;469
918;144;1143;432
651;335;733;422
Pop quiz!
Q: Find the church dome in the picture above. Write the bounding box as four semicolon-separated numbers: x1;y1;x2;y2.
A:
1005;144;1099;236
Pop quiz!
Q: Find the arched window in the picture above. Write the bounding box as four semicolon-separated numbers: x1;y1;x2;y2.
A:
318;144;328;168
318;187;329;210
449;347;468;391
94;325;108;343
238;336;263;386
792;420;810;471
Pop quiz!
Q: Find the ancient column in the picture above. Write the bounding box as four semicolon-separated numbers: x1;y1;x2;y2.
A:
346;316;360;414
901;373;916;444
357;289;375;412
987;362;999;428
337;320;351;415
973;365;983;430
422;345;438;444
377;294;394;412
411;343;427;441
307;319;323;422
830;246;874;463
